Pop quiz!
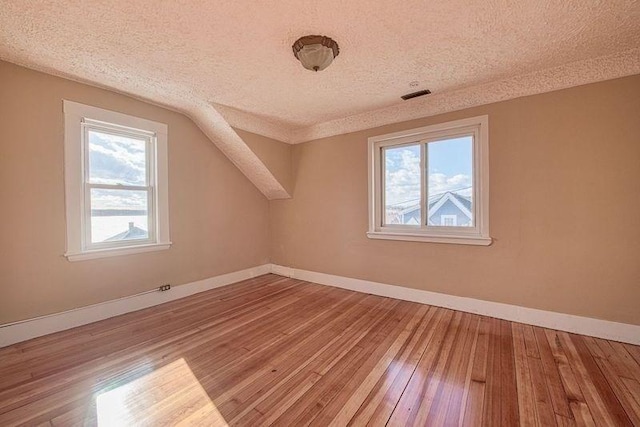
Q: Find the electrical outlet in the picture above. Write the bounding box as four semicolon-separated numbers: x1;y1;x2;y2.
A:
159;284;171;292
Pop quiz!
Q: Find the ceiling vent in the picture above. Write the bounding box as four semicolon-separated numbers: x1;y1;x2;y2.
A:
401;89;431;101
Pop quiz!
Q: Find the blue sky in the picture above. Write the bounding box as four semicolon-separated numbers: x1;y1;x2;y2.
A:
428;136;472;177
385;136;473;206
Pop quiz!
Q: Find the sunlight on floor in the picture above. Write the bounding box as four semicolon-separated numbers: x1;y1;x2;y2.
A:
96;358;228;426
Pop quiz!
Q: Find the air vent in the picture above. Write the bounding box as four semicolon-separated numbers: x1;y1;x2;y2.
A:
401;89;431;101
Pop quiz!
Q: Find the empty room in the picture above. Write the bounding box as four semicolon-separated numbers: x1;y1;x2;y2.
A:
1;1;639;426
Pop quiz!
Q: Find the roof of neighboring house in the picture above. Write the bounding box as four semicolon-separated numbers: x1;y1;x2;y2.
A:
440;192;472;213
105;222;148;241
389;190;471;217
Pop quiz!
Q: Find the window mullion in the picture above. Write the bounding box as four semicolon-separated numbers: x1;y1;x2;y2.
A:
82;123;91;249
146;187;155;242
379;147;385;228
147;135;156;240
472;131;478;229
421;142;427;228
83;180;92;250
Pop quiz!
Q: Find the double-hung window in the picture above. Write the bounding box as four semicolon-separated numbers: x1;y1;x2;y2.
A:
63;101;170;260
368;115;490;245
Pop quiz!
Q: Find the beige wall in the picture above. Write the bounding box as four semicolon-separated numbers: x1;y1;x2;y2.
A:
2;59;638;328
0;61;270;324
236;129;293;196
270;75;640;325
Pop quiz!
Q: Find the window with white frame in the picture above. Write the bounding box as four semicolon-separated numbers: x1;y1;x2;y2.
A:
368;115;490;245
63;101;170;261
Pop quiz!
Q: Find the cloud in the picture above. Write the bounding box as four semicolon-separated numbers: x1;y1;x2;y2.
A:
385;147;421;205
428;173;472;196
88;132;148;210
385;147;472;206
89;132;146;186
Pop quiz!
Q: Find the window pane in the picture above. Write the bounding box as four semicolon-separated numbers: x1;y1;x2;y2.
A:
384;144;421;225
90;188;149;243
427;136;473;227
88;129;147;186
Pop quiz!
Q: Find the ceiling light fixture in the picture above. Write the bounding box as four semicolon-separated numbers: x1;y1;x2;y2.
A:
292;35;340;72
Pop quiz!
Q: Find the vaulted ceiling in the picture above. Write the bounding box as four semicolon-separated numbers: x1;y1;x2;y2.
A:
1;1;639;198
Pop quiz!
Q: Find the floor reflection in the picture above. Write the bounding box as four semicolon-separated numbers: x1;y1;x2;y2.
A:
96;358;228;426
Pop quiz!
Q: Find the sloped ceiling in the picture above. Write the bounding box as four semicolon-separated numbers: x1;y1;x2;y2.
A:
1;1;639;199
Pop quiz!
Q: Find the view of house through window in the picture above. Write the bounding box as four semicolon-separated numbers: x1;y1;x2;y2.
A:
64;100;170;261
427;136;473;227
86;127;153;244
383;136;473;227
370;115;489;245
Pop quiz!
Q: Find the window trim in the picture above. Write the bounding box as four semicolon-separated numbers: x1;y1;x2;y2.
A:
367;115;491;246
63;100;171;261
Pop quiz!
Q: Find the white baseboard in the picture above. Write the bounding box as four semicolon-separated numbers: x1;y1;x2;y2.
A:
270;264;640;345
3;263;638;348
0;264;271;348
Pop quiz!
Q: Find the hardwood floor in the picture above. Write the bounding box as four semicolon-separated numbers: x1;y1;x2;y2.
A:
0;274;639;426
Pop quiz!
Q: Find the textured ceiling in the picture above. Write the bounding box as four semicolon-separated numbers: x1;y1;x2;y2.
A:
1;1;639;197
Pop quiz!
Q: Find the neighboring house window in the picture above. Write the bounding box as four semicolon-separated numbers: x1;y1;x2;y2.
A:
63;101;171;261
368;115;490;245
441;215;457;227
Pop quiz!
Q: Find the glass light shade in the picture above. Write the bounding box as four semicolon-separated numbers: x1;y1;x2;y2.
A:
296;44;335;72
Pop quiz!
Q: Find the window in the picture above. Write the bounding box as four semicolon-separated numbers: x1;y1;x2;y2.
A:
64;101;170;260
441;215;457;227
368;115;490;245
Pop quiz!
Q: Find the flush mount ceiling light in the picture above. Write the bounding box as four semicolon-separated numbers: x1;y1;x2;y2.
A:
292;35;340;72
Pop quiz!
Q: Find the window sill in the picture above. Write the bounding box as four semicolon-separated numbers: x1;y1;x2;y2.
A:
366;231;492;246
65;242;172;261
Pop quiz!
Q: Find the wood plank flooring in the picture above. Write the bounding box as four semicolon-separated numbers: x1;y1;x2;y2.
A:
0;274;639;426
